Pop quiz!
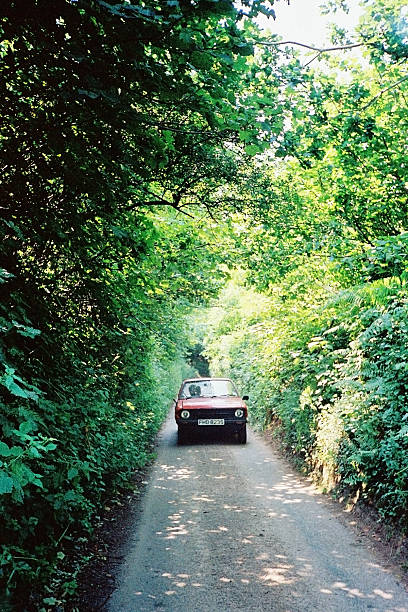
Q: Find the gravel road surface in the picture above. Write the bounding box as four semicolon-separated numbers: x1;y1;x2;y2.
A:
108;414;408;612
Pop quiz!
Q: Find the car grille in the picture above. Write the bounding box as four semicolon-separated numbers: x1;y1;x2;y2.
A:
191;409;239;420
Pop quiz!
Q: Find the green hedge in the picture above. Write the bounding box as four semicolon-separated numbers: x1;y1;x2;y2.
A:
0;355;186;608
205;272;408;531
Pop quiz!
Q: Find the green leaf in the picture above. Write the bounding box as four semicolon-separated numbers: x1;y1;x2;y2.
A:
245;144;261;156
1;368;39;401
44;442;57;451
0;441;11;457
0;268;14;284
0;471;14;494
19;421;33;436
11;321;41;338
64;490;79;502
236;43;254;57
239;130;253;143
68;467;79;480
0;442;23;458
28;447;42;459
43;598;58;606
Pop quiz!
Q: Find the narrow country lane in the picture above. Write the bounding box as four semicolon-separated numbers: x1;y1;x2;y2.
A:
108;414;408;612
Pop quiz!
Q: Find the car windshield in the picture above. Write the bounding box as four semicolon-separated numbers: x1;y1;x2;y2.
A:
180;379;238;399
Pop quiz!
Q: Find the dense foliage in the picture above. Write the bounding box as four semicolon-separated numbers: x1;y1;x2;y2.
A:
204;266;408;525
0;0;279;606
1;0;408;606
202;0;408;533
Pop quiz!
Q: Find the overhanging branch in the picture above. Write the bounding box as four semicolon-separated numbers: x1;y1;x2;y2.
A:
253;39;371;67
124;199;194;217
256;40;366;53
360;74;408;110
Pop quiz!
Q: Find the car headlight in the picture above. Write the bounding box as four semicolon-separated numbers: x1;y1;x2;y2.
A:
235;408;244;418
181;410;190;419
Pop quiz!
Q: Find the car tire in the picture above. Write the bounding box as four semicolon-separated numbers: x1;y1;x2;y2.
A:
178;426;188;445
237;425;247;444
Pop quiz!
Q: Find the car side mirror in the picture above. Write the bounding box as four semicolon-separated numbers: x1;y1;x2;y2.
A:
242;395;249;401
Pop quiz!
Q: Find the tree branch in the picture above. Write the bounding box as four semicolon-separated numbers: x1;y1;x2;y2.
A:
251;39;374;67
124;197;195;217
303;53;323;68
254;40;367;53
360;74;408;110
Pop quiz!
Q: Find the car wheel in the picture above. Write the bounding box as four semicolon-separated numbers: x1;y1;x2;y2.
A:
178;426;188;445
237;425;247;444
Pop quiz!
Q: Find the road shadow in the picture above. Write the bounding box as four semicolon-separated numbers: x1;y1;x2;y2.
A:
109;421;408;612
175;428;246;446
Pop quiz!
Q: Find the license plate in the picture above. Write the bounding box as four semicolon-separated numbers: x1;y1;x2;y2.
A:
198;418;224;426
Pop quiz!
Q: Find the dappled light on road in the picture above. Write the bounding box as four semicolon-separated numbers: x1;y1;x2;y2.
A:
108;416;408;612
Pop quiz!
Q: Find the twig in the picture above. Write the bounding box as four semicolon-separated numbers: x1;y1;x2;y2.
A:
124;199;195;217
56;522;72;547
254;40;367;53
254;39;374;67
203;201;217;222
303;52;323;68
360;74;408;110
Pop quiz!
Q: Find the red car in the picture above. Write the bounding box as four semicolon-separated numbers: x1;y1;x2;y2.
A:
175;377;248;444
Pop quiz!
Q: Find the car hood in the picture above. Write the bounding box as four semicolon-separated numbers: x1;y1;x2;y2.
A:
180;397;245;409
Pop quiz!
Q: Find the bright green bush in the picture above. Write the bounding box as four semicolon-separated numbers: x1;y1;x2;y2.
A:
0;351;186;605
204;268;408;531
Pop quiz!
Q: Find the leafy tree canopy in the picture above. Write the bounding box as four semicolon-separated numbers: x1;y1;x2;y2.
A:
2;0;408;604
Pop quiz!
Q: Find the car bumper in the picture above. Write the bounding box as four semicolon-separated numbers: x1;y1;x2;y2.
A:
176;419;247;427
